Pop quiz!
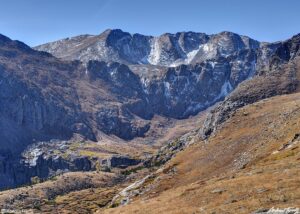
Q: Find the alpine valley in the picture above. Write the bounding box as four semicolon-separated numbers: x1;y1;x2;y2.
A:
0;29;299;213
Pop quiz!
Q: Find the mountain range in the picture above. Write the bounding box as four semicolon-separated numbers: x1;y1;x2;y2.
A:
0;29;299;213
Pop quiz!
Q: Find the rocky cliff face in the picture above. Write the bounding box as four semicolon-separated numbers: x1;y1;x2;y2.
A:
1;30;299;189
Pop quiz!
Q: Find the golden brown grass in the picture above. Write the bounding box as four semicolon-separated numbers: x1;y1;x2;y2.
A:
102;93;300;214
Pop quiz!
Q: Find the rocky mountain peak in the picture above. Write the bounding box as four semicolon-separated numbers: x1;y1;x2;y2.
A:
103;28;132;41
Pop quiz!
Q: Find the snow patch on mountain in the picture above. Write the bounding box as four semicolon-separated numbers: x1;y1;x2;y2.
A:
186;48;199;64
148;38;161;65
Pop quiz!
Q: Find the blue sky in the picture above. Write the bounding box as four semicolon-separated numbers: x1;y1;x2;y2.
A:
0;0;299;46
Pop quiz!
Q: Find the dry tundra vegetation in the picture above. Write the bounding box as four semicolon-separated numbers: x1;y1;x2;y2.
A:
101;92;300;214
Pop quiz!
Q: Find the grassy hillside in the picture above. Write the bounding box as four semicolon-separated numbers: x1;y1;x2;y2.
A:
102;93;300;214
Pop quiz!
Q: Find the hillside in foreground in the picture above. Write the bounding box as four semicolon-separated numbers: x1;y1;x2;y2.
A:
101;92;300;214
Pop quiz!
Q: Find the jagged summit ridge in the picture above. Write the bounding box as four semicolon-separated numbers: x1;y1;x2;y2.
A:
34;29;260;66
